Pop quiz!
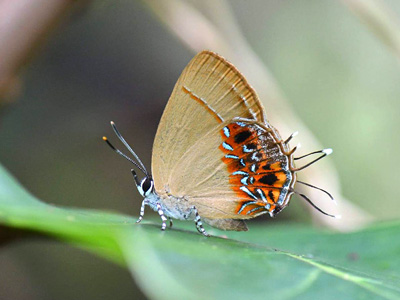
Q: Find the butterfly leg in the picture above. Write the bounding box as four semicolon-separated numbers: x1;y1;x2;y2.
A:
169;218;173;228
136;200;147;223
189;206;209;237
156;203;168;231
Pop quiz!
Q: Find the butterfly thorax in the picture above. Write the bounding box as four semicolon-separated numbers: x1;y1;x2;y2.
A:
145;190;194;220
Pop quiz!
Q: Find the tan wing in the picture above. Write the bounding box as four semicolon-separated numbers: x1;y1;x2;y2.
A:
152;51;266;218
203;218;248;231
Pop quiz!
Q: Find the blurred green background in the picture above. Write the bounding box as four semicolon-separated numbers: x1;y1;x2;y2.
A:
1;0;400;299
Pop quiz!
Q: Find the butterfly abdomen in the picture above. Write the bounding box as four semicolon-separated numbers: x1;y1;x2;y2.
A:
219;120;296;217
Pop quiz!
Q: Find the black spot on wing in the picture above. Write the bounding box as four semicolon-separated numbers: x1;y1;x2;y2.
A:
259;174;278;185
268;190;275;202
262;163;271;170
245;143;257;150
234;130;252;144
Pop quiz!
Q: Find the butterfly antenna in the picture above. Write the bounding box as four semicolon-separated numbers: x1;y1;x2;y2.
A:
293;191;340;218
292;148;332;171
109;121;147;173
297;180;337;205
103;136;148;176
284;131;298;144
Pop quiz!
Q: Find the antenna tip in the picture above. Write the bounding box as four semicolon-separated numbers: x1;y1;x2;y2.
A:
296;143;301;149
292;131;299;137
334;214;342;219
102;136;108;141
110;121;115;125
323;148;333;155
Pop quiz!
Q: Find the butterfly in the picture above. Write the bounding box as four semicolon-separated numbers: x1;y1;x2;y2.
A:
103;50;338;236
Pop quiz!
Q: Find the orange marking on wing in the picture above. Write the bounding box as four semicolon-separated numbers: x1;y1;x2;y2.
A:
265;190;281;204
182;86;223;123
234;200;276;215
252;172;287;187
222;157;244;173
239;203;263;215
219;121;290;216
228;179;280;205
257;161;282;173
222;124;258;147
219;125;262;161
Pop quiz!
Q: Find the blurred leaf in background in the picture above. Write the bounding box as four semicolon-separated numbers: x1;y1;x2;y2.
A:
1;164;400;300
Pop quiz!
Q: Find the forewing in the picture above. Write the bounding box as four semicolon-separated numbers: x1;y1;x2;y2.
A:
152;51;268;218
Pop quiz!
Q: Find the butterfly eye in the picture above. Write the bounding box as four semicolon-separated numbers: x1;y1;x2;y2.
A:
140;177;154;197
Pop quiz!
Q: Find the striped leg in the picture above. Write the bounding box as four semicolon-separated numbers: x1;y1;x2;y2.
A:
192;206;209;237
136;200;146;223
156;203;168;231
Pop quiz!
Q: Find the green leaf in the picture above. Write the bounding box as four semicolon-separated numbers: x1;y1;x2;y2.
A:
0;164;399;300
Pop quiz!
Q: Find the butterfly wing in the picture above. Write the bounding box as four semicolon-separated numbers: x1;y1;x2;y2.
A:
152;50;266;183
152;51;286;225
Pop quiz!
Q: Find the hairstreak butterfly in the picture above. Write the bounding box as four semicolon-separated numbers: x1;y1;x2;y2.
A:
103;50;338;236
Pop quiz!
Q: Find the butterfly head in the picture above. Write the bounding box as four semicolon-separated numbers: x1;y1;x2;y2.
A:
137;176;154;197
